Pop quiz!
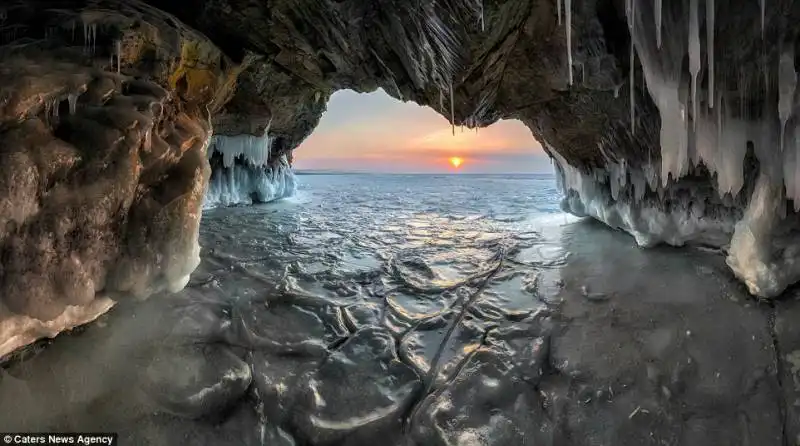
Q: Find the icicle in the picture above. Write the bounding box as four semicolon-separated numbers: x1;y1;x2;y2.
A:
630;40;635;135
480;0;485;31
210;134;273;168
439;89;444;111
116;40;122;73
450;81;455;136
71;20;75;42
565;0;573;86
557;0;562;26
707;0;715;107
68;93;77;115
760;0;765;38
91;24;96;54
655;0;662;49
689;0;700;129
778;46;797;152
629;0;635;135
83;21;89;53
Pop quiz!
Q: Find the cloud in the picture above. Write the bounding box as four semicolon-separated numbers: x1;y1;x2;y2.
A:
294;89;548;173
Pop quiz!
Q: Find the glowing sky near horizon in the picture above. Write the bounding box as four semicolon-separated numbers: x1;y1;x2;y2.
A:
293;89;552;173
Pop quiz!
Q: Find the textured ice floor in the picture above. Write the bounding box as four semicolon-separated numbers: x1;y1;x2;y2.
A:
0;174;796;445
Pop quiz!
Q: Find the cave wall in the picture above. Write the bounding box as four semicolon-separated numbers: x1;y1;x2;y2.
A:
2;0;800;356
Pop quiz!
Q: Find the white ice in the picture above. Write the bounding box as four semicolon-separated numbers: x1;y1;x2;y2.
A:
204;154;297;209
565;0;573;86
778;46;797;151
688;0;700;130
550;148;734;248
208;134;272;168
655;0;662;49
727;172;800;298
707;0;715;107
557;0;562;26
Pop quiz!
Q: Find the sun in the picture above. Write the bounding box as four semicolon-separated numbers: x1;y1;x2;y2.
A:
449;156;464;169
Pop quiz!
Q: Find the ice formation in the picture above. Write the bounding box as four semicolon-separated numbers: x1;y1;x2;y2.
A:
550;147;736;249
565;0;573;86
778;46;797;152
209;134;273;168
557;0;562;26
655;0;662;49
204;154;296;208
548;0;800;297
688;0;700;130
706;0;715;106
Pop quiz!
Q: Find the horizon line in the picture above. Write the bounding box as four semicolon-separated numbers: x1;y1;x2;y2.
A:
293;169;555;175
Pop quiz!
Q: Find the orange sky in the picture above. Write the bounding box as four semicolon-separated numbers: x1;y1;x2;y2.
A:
293;89;551;173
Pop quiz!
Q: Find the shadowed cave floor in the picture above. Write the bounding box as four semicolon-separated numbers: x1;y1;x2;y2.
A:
1;214;799;445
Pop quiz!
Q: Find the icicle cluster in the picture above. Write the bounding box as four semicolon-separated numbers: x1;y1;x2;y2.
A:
204;154;296;208
570;0;800;298
208;134;273;168
83;21;97;54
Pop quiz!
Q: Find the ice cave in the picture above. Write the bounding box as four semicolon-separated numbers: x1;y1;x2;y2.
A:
3;0;800;444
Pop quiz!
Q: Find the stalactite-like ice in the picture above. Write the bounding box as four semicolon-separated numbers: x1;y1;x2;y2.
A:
778;46;797;152
760;0;765;38
627;0;636;135
557;0;562;26
116;40;122;73
450;81;455;135
785;124;800;210
550;148;735;248
204;155;297;209
208;134;272;168
630;43;635;135
655;0;662;49
707;0;715;107
688;0;700;129
565;0;573;86
68;93;78;115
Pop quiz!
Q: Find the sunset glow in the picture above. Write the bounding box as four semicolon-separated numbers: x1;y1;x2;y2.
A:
449;156;464;168
294;89;551;173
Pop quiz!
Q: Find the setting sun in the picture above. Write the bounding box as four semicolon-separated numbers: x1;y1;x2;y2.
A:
449;156;464;168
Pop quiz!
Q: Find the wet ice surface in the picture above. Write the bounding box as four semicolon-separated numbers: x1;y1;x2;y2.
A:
0;173;797;445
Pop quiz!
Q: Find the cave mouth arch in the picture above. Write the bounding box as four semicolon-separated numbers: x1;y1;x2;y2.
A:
204;88;553;208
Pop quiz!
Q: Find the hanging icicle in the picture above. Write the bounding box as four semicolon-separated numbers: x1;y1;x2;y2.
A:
480;0;485;31
760;0;765;38
557;0;562;26
565;0;573;86
630;41;635;135
450;80;455;136
707;0;715;107
116;40;122;73
779;46;797;152
628;0;635;135
689;0;700;129
68;93;78;115
655;0;662;49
